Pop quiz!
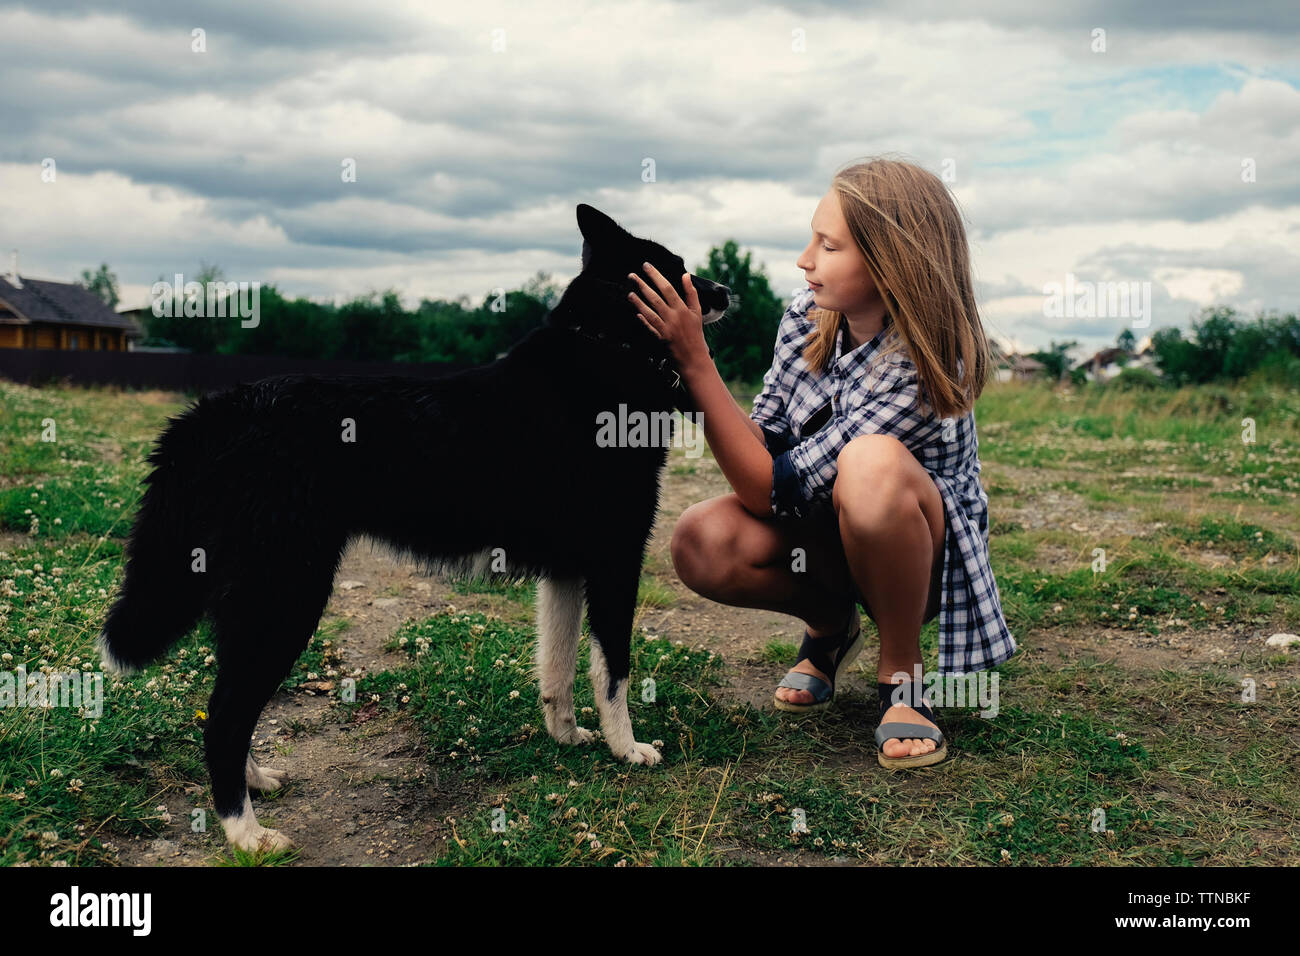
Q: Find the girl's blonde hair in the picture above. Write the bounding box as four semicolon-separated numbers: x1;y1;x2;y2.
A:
800;156;991;420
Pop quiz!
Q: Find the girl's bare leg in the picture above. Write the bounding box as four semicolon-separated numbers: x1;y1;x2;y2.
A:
670;493;859;642
833;434;946;758
670;433;945;758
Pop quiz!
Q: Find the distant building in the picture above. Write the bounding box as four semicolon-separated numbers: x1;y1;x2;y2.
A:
1073;338;1159;383
994;353;1046;383
0;268;142;351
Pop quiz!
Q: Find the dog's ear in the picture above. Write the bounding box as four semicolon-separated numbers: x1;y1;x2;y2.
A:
576;204;628;245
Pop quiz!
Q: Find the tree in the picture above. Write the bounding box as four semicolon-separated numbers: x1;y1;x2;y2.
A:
1150;327;1199;386
1191;306;1238;380
520;270;564;310
1028;339;1078;383
335;289;422;362
693;239;783;385
78;263;119;308
1116;328;1135;352
140;262;231;353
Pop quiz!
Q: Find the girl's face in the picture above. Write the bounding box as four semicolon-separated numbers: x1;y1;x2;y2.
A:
796;190;882;316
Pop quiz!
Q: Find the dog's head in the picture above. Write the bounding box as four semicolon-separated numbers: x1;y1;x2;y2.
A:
546;204;733;344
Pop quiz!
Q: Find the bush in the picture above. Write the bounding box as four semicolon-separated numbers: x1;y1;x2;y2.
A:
1248;349;1300;387
1109;366;1167;390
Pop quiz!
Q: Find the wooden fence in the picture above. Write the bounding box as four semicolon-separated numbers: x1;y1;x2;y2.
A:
0;348;474;395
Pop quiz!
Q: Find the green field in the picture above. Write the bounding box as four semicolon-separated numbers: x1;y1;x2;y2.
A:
1;371;1297;866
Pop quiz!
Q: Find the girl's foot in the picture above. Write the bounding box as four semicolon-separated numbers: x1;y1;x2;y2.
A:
877;676;941;758
774;603;861;706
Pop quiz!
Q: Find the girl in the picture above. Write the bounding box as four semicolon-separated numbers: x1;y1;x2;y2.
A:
628;156;1016;770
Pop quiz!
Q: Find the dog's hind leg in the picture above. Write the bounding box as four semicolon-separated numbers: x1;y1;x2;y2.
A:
585;567;662;766
206;580;333;854
535;577;594;746
208;653;299;853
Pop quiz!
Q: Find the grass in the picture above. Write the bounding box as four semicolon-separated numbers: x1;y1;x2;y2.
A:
1;368;1298;865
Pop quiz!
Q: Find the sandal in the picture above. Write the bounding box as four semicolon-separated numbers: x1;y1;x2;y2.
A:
875;680;948;769
773;605;864;714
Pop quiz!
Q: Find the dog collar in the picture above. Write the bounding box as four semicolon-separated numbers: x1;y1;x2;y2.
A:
548;275;710;392
561;324;686;390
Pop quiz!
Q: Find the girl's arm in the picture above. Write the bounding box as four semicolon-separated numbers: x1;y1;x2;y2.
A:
681;351;773;518
624;263;772;515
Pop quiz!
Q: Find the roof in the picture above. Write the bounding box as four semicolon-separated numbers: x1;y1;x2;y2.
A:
1077;346;1132;369
0;274;142;334
1002;354;1044;371
994;347;1046;371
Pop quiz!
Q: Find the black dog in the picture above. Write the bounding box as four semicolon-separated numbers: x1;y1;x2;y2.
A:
98;204;731;852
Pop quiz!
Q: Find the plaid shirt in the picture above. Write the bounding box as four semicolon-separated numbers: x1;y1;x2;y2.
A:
749;288;1016;675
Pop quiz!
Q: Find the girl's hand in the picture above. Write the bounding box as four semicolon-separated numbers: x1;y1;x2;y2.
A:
627;263;710;373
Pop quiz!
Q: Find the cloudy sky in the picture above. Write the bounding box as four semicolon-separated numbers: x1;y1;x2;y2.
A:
1;0;1297;356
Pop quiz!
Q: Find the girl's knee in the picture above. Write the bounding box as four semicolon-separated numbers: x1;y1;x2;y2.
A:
670;508;717;583
671;501;742;589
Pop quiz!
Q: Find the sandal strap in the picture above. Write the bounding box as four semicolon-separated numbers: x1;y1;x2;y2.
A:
877;680;942;750
875;722;945;748
877;680;937;721
794;613;860;680
776;671;832;702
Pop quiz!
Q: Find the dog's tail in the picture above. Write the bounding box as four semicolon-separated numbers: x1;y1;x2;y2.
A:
98;407;214;676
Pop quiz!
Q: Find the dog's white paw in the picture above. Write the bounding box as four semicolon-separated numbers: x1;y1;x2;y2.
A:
622;741;662;765
222;793;294;853
245;754;289;792
554;725;595;746
235;826;294;854
564;723;595;749
247;765;289;792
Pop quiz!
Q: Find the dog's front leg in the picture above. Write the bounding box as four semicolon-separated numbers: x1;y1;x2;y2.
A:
584;569;661;766
588;638;661;765
535;577;594;745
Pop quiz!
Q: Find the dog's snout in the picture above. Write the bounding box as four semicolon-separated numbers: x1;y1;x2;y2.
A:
695;279;732;325
693;277;730;301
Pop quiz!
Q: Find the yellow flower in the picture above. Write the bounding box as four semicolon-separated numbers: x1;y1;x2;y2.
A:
194;709;207;721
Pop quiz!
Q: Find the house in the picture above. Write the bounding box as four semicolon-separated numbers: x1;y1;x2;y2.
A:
0;268;142;351
994;353;1046;383
1073;338;1159;383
